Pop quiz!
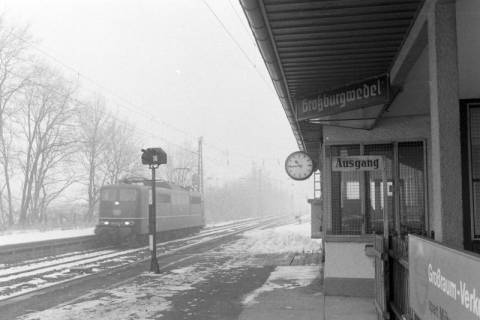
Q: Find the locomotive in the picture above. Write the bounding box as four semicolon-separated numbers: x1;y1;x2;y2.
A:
94;181;204;244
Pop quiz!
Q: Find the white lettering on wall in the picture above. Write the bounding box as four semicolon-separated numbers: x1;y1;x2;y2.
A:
428;263;480;318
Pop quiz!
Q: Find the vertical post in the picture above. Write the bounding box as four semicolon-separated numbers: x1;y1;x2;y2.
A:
382;164;389;241
149;165;160;273
197;137;204;194
141;147;166;273
428;0;462;248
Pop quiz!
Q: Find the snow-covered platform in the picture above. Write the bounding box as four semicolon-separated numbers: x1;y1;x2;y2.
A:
10;221;374;320
0;227;95;246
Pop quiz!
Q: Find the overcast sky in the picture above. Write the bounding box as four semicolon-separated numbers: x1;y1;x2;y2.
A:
2;0;312;205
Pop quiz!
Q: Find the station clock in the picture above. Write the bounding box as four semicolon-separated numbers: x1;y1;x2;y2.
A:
285;151;315;181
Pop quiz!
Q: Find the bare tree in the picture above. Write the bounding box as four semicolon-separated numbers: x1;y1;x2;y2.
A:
17;65;79;225
0;18;32;225
77;95;110;221
103;118;142;185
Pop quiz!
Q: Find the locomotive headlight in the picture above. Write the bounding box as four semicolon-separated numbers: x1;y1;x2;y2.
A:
103;221;110;225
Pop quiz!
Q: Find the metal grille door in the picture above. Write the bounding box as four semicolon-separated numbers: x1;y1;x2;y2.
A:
365;144;394;235
330;145;361;235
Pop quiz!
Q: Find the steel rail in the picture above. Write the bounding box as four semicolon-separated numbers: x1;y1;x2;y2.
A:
0;217;283;307
0;218;263;265
1;219;262;279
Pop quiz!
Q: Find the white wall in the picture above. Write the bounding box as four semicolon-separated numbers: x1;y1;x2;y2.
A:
324;242;374;279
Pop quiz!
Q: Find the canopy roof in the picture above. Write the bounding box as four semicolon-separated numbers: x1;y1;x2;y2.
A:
240;0;423;155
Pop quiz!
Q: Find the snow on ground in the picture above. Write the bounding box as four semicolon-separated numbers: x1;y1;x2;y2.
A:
205;217;255;228
0;217;253;247
18;262;215;320
17;221;321;320
0;228;95;246
221;221;322;255
242;266;319;305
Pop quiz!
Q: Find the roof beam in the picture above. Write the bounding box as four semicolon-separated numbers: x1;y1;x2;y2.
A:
265;0;419;13
390;0;436;86
270;11;416;28
268;3;419;19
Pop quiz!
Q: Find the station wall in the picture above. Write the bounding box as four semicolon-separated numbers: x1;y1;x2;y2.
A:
322;44;431;234
323;242;374;297
321;42;433;297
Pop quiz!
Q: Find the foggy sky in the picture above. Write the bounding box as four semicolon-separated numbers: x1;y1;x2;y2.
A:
2;0;312;203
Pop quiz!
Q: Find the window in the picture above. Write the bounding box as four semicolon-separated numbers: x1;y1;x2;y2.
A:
119;189;137;202
469;106;480;239
398;142;425;235
346;182;360;200
190;196;202;204
157;193;171;203
101;189;117;201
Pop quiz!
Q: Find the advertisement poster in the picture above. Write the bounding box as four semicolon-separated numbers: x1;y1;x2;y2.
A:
409;236;480;320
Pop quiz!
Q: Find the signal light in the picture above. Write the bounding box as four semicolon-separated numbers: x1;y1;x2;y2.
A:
141;148;167;166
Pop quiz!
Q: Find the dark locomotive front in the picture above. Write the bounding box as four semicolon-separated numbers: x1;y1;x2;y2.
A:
95;182;204;244
95;185;147;243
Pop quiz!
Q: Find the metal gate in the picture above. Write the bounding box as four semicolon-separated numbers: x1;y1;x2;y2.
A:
374;234;389;319
373;141;426;320
389;235;410;319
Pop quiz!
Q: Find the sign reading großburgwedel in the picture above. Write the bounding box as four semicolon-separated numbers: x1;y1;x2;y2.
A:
331;156;384;172
409;235;480;320
295;74;390;121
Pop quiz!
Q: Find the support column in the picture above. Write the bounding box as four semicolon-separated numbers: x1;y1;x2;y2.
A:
428;0;463;248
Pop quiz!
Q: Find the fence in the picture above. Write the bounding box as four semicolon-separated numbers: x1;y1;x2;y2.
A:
389;235;411;319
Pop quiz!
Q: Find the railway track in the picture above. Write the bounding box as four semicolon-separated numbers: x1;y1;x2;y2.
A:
0;218;264;264
0;217;284;307
0;235;98;265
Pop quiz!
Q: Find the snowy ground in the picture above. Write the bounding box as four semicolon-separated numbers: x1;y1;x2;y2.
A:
0;228;95;246
0;218;258;247
220;222;321;254
16;220;321;320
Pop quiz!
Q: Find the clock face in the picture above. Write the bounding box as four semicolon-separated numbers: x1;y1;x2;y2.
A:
285;151;315;181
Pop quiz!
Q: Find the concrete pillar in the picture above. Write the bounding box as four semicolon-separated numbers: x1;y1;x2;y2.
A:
428;0;463;248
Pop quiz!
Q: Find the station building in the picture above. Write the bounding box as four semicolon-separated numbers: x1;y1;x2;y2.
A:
241;0;480;319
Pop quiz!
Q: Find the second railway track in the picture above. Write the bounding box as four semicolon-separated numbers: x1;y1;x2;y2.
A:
0;217;284;308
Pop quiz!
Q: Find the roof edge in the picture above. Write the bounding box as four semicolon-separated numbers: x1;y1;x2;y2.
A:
239;0;305;151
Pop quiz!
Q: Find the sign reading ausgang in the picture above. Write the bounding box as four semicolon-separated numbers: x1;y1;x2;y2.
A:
332;156;384;172
409;235;480;320
296;74;390;121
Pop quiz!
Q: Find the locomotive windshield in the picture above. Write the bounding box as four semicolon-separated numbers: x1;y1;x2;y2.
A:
99;187;140;219
119;189;137;201
101;189;117;201
100;188;138;202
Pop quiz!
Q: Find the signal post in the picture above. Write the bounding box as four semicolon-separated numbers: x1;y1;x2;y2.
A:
141;147;167;274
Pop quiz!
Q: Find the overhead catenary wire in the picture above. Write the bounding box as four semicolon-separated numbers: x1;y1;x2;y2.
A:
11;35;196;140
9;69;289;169
199;0;272;90
7;70;199;157
10;34;285;163
5;11;292;166
227;0;256;47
